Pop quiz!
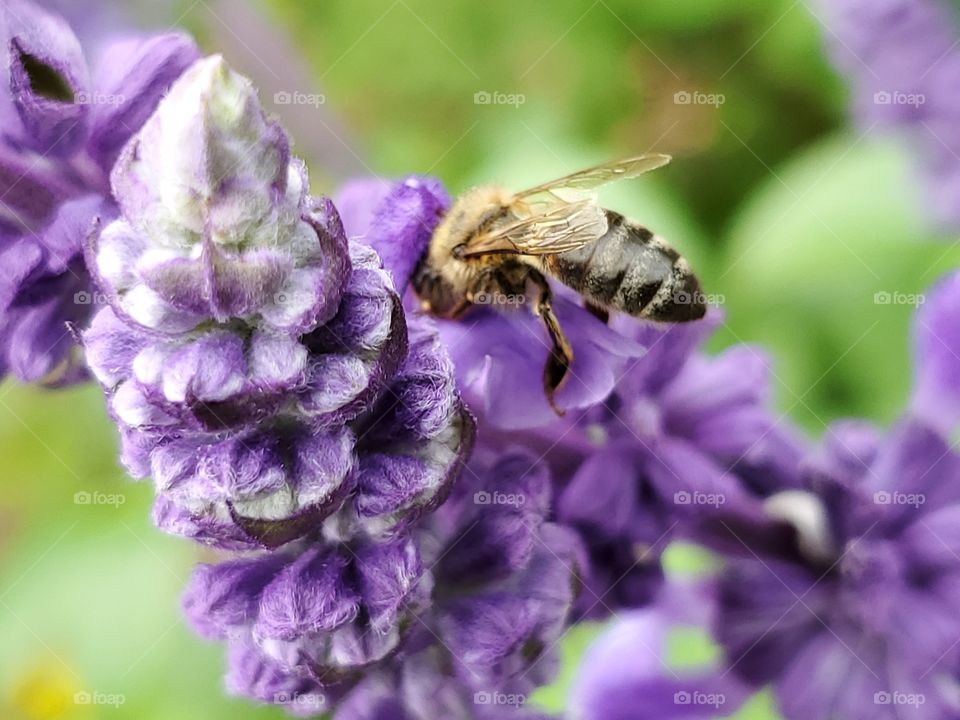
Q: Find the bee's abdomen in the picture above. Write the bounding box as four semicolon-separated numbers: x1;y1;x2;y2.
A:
545;211;706;322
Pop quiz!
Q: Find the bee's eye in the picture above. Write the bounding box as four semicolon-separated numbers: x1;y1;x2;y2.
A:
452;244;467;259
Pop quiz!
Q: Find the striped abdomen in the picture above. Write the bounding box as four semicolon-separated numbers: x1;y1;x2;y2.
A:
542;210;706;322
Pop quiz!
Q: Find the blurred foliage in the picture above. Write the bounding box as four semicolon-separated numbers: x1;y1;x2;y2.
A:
718;132;960;429
267;0;844;235
5;0;960;718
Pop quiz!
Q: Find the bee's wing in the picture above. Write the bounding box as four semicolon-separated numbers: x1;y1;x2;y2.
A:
457;155;669;258
514;154;671;198
458;198;608;257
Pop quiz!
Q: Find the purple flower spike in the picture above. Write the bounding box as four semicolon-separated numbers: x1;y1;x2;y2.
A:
83;52;498;720
0;0;199;385
93;55;348;335
85;58;473;551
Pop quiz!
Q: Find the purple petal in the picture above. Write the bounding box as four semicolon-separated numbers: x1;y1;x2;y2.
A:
716;557;825;686
613;309;720;396
557;448;639;534
333;178;392;240
571;603;749;720
438;454;552;584
443;296;643;429
864;420;960;526
362;176;449;293
643;436;752;516
87;32;200;173
353;454;437;518
0;236;44;313
911;270;960;437
138;249;290;320
225;640;330;709
3;0;89;156
160;330;247;403
183;555;285;639
83;306;146;388
0;141;80;229
357;538;426;633
255;547;358;641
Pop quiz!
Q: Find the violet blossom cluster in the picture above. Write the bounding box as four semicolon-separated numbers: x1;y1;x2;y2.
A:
335;175;960;720
0;0;198;383
73;47;583;719
336;176;807;623
813;0;960;228
701;272;960;720
81;55;476;550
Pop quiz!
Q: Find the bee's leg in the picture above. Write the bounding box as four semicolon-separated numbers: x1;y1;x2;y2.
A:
584;301;609;324
530;273;574;416
447;297;475;319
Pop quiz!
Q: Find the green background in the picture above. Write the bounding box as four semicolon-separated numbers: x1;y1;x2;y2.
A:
4;0;959;718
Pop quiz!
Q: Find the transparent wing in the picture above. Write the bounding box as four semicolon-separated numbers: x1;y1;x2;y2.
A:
514;154;671;198
458;198;608;257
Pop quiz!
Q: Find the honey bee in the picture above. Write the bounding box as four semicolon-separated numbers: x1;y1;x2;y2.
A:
411;154;706;413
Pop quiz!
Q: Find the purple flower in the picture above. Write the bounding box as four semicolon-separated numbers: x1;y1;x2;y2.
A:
188;452;582;719
334;176;807;622
550;314;804;620
711;270;960;720
910;270;960;436
813;0;960;228
570;583;749;720
0;0;199;383
185;533;432;686
84;57;472;550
